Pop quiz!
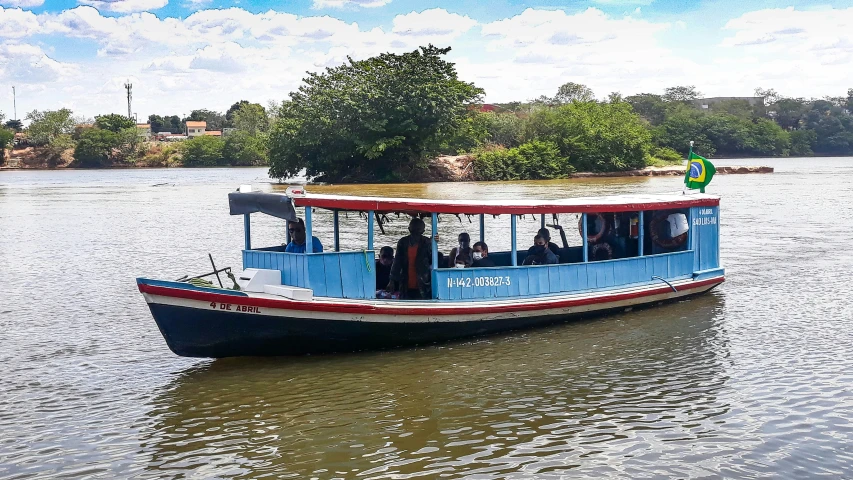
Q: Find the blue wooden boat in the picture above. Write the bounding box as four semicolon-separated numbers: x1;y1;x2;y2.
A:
137;188;724;357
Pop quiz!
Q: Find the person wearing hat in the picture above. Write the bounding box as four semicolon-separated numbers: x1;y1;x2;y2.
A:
375;246;394;290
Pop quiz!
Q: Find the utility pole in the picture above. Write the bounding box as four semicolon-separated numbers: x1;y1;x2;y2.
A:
12;86;17;120
124;81;133;120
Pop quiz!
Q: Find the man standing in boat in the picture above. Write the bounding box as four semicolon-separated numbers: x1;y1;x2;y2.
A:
387;217;433;299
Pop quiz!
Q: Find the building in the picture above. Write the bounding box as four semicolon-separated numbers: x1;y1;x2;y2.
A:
136;124;152;138
694;97;765;109
203;130;222;137
186;121;207;137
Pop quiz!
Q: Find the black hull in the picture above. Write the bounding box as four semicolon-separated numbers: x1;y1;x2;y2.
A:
147;293;705;357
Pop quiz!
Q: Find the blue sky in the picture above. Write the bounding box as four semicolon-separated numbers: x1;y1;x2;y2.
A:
1;0;852;120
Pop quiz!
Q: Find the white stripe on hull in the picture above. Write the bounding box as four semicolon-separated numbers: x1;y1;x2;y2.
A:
142;278;720;324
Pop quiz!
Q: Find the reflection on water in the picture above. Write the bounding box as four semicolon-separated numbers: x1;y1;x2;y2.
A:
3;159;853;478
143;296;729;478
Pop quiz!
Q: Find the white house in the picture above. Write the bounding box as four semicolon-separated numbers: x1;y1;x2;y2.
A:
186;121;207;137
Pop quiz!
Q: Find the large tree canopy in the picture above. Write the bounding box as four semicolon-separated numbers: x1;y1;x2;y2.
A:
268;45;484;182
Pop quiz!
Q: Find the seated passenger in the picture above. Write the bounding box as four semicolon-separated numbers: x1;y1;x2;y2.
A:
375;246;394;290
472;241;495;267
285;218;323;253
448;232;473;268
527;227;561;257
387;217;433;299
523;234;558;265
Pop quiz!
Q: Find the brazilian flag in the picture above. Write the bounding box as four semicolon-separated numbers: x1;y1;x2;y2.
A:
684;152;716;193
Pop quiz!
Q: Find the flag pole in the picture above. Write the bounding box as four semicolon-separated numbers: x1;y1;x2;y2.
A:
682;140;694;195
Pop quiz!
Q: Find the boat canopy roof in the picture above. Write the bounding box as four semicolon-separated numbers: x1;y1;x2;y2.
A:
289;192;720;215
229;192;298;221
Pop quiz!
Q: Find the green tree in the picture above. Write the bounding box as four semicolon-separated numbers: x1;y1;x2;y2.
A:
95;113;135;133
663;85;702;102
554;82;595;103
25;109;76;146
231;103;268;135
847;88;853;112
789;129;817;156
478;112;525;148
148;114;165;133
268;45;484;182
625;93;667;125
773;98;806;130
5;119;23;132
754;87;781;106
524;101;652;171
607;92;624;104
226;100;251;126
0;128;13;165
73;128;120;167
223;130;268;166
181;135;225;167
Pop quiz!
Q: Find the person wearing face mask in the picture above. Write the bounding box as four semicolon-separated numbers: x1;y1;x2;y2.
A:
387;217;433;299
375;246;394;290
523;234;558;265
284;218;324;253
447;232;473;268
471;241;495;267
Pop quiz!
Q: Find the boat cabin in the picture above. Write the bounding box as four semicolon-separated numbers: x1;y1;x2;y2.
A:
230;188;722;302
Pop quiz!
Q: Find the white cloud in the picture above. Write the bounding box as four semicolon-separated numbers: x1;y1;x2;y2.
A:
78;0;167;13
312;0;390;9
392;9;476;37
0;7;40;38
3;4;853;119
0;0;43;7
0;43;78;84
717;7;853;97
476;8;687;99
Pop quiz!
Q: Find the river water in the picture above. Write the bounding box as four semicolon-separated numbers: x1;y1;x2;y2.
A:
2;158;852;479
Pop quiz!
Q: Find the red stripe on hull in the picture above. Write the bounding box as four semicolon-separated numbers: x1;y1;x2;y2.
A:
138;277;724;316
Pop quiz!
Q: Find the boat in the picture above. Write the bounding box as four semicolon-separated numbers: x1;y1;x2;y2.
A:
137;187;724;357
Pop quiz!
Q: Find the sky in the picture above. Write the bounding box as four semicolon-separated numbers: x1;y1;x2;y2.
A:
0;0;852;120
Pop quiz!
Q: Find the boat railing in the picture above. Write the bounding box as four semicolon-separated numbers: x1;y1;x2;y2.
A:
242;250;376;299
432;250;695;301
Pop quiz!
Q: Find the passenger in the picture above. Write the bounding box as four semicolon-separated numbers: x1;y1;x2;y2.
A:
375;246;394;290
523;234;558;265
284;218;324;253
472;241;495;267
447;232;473;268
527;227;561;257
387;217;433;299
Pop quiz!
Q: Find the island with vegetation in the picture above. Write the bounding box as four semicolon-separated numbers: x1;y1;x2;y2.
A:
2;45;852;183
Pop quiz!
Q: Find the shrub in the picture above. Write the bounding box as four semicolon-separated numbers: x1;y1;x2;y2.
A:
73;129;119;167
224;131;269;166
525;102;651;172
472;140;574;180
181;135;225;167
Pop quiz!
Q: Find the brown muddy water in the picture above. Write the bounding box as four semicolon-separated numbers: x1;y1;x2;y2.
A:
2;158;853;478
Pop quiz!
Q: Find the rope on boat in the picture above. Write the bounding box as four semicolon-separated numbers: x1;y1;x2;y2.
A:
363;250;372;272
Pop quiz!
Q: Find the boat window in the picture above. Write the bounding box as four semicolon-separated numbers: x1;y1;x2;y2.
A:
584;212;643;262
642;209;690;255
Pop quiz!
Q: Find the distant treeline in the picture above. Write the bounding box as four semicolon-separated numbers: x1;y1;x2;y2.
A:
0;102;270;168
3;45;852;178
